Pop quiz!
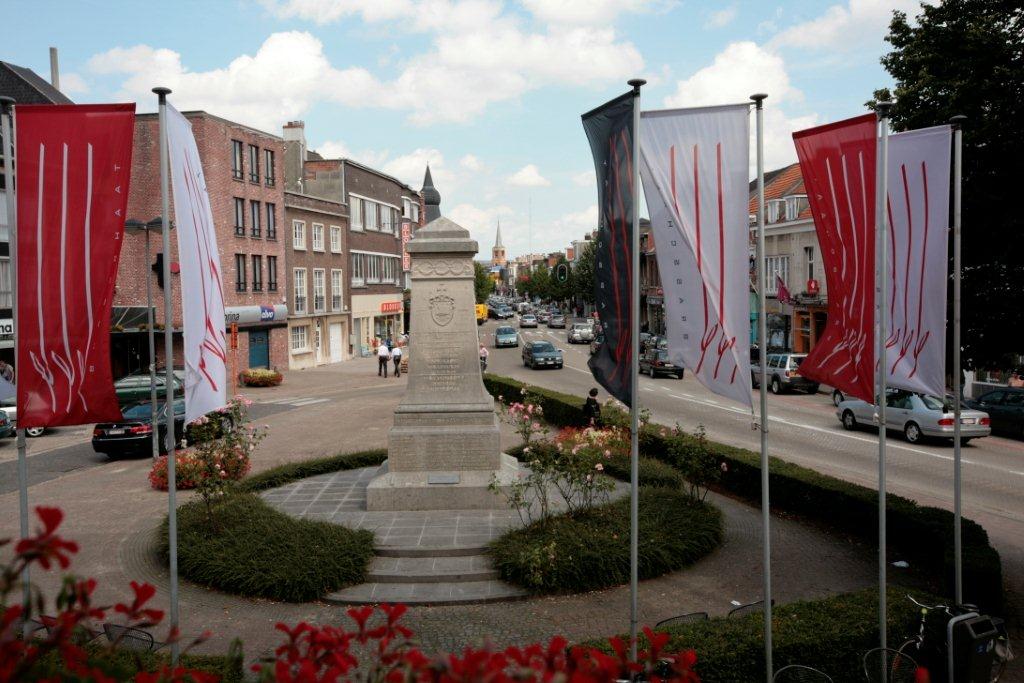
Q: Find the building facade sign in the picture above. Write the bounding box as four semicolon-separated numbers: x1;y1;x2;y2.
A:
401;222;412;271
381;301;402;314
224;304;289;326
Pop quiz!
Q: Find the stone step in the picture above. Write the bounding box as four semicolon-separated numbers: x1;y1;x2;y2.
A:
367;555;499;583
325;579;528;606
375;543;489;558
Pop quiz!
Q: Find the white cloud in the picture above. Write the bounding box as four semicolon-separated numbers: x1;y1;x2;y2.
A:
769;0;918;52
448;203;515;252
520;0;673;25
261;0;415;25
572;170;594;187
551;205;597;237
313;140;390;168
507;164;550;188
704;6;737;28
382;148;453;190
59;72;88;96
459;154;483;171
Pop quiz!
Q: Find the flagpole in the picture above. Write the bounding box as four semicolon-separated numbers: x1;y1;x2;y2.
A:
0;95;31;621
153;86;180;665
750;92;773;681
874;100;893;653
950;114;966;605
627;77;645;662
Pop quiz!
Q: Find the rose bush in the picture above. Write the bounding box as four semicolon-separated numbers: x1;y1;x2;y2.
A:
239;369;282;387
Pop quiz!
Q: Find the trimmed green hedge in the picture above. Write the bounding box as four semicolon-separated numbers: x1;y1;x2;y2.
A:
484;374;1004;612
506;443;686;490
238;448;387;493
488;487;722;593
589;587;923;682
164;493;374;602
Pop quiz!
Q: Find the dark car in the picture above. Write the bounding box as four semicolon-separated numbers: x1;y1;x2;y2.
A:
114;369;184;406
639;348;683;379
522;341;563;369
590;333;604;356
966;387;1024;438
92;400;187;459
547;314;566;329
0;410;13;438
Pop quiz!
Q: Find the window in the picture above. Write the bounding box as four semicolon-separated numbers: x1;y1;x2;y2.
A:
767;199;785;223
402;198;412;218
292;220;306;250
0;257;11;308
231;140;243;180
264;149;275;186
367;254;381;283
331;269;343;311
764;255;790;296
411;202;419;223
267;256;278;291
265;203;277;239
251;255;263;291
290;325;309;352
351;197;363;230
786;195;809;221
365;201;378;231
312;223;325;252
248;144;259;183
351;253;365;287
381;207;394;234
293;268;307;314
235;254;247;291
234;198;245;235
330;225;342;253
805;246;815;282
250;200;261;237
313;269;326;312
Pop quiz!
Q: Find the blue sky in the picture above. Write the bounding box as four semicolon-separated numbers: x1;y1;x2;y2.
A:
6;0;920;258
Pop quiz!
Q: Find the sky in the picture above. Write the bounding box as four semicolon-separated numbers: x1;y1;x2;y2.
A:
6;0;921;260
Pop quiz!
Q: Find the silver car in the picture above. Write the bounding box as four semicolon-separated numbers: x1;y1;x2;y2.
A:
836;389;991;444
568;323;594;344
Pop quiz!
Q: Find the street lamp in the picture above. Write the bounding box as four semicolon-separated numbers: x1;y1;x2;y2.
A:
124;217;173;461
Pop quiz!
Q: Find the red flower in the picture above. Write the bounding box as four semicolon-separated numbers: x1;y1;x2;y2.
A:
14;507;79;570
113;581;164;625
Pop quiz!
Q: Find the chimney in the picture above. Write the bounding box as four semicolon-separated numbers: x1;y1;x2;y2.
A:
49;47;60;91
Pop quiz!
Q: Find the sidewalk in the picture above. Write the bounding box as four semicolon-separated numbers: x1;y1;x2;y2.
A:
0;357;877;660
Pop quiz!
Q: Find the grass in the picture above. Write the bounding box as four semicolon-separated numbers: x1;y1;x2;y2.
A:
488;487;722;594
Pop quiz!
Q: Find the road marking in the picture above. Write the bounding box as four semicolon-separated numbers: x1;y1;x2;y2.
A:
264;397;331;407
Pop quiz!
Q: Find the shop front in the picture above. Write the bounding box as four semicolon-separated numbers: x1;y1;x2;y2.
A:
792;305;828;354
351;294;404;355
224;305;288;372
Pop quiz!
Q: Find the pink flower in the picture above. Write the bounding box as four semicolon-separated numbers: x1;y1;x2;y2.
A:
603;449;611;457
595;463;604;471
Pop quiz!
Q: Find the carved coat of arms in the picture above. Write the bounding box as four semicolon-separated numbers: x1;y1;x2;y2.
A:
429;289;456;327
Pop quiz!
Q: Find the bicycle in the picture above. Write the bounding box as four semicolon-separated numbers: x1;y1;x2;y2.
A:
898;594;1014;682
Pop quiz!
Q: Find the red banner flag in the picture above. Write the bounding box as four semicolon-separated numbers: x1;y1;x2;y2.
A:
793;114;877;403
15;104;135;428
776;274;794;305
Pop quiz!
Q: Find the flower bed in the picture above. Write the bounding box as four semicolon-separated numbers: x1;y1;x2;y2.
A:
240;368;283;387
147;448;250;490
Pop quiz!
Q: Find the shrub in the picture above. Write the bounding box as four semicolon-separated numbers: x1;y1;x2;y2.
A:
484;374;1005;613
147;448;251;490
165;493;375;602
238;448;388;493
240;368;283;387
602;456;686;490
489;487;723;594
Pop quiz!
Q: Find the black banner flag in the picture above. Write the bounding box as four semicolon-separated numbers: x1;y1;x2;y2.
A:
582;91;636;407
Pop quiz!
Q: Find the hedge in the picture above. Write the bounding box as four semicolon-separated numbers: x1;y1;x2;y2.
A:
488;487;722;593
506;443;686;490
238;448;388;493
589;587;924;682
484;374;1004;613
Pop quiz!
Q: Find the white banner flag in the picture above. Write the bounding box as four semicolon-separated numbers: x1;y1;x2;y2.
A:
885;125;951;398
639;105;752;409
166;105;227;423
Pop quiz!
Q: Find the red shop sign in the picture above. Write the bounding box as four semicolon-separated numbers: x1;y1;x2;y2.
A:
380;301;402;314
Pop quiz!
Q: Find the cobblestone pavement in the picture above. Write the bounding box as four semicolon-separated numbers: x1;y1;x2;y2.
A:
1;358;878;664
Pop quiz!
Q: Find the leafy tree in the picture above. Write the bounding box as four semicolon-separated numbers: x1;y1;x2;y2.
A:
474;261;494;304
524;267;552;301
572;239;596;305
872;1;1023;369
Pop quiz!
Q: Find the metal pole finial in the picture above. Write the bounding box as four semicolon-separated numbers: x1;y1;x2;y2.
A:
950;114;967;128
750;93;768;109
0;96;14;111
628;78;646;94
875;100;894;119
152;87;172;103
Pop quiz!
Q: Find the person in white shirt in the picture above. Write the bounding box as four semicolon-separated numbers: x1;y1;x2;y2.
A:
391;343;403;377
377;342;392;378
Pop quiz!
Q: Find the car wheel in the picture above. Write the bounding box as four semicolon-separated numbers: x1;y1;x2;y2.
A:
904;422;922;444
959;438;972;445
842;410;857;431
26;427;45;438
675;373;684;380
807;384;820;395
832;389;845;407
770;377;783;394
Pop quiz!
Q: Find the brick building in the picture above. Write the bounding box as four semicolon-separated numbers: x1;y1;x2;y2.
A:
282;121;422;355
115;111;287;378
284;191;350;368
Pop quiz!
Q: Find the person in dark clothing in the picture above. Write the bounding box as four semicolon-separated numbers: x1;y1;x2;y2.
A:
582;387;602;426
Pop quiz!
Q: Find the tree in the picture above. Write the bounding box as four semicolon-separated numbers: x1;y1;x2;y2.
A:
873;1;1024;368
572;239;597;305
523;266;552;301
474;262;494;304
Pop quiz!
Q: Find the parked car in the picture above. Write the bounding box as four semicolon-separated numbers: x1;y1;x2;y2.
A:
519;314;538;328
0;410;13;438
837;389;991;444
567;323;594;344
751;353;818;394
92;400;187;458
0;397;45;437
831;388;847;407
639;348;684;379
590;333;604;356
494;326;519;348
522;341;564;369
114;369;184;406
548;314;566;329
965;387;1024;438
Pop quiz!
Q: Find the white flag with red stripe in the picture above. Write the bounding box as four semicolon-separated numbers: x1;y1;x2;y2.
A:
639;105;752;409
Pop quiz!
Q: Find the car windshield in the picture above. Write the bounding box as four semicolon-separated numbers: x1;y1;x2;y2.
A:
497;327;514;335
121;400;185;420
920;394;952;411
656;350;669;361
533;342;555;352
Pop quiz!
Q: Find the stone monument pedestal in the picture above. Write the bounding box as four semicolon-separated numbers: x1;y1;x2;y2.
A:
366;209;519;511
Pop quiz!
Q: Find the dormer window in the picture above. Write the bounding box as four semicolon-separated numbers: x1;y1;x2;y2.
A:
785;194;808;221
767;199;785;223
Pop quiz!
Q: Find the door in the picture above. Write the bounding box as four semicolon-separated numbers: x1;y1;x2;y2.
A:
329;323;343;362
314;323;323;364
248;330;270;369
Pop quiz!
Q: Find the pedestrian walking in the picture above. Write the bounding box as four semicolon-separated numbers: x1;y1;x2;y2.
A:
0;360;14;383
378;342;391;378
582;387;602;426
392;344;403;377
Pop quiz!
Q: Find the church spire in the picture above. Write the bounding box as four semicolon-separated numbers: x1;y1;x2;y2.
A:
421;165;441;223
494;219;503;248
